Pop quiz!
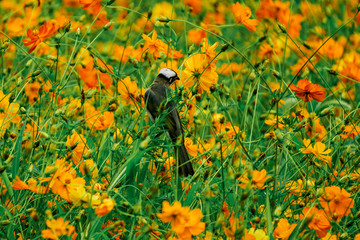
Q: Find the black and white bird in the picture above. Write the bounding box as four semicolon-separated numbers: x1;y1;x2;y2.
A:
144;68;194;176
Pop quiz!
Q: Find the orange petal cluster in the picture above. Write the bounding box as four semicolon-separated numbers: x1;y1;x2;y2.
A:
301;207;331;238
319;186;354;221
23;21;56;53
41;217;75;240
157;201;205;239
289;79;326;102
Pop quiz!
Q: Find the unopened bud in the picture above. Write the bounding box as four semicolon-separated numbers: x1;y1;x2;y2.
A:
107;0;115;5
103;21;112;30
157;16;170;23
98;66;107;73
277;23;287;33
327;69;338;75
221;44;229;52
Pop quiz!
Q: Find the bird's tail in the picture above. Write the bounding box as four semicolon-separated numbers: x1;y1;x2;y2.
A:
175;144;194;176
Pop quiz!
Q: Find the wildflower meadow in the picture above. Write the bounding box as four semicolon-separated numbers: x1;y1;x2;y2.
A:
1;0;360;239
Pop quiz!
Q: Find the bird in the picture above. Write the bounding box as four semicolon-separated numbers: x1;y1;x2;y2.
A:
144;68;194;176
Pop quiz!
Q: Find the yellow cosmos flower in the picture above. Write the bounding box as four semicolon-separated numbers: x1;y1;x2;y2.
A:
181;54;218;93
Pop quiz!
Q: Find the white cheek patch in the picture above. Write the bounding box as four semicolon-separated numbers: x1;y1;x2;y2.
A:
159;68;177;79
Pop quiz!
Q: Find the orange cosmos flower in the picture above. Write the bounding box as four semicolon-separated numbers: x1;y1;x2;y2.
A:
333;51;360;83
23;21;56;53
319;186;354;221
340;125;360;139
232;2;258;32
117;76;143;105
274;218;296;240
77;58;113;90
238;169;268;190
157;201;205;239
177;208;206;240
188;29;207;45
256;0;303;37
184;0;202;14
157;201;189;230
289;79;326;102
142;30;166;60
41;218;75;240
79;0;102;12
251;169;269;189
86;110;114;130
114;45;134;63
301;207;331;238
95;198;115;217
24;81;41;104
181;54;218;93
300;139;332;165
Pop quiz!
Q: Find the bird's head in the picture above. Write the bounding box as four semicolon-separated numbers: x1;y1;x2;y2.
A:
158;68;179;84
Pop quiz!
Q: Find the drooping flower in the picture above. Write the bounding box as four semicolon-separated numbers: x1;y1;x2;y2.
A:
201;38;219;67
289;79;326;102
319;186;354;221
184;138;198;157
117;76;143;105
23;21;56;53
232;2;258;32
12;177;49;194
41;218;75;240
66;131;89;165
300;139;332;165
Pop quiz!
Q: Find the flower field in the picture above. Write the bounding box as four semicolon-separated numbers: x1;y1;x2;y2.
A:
0;0;360;239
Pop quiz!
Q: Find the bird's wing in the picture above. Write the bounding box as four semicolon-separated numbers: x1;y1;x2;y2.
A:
144;87;161;122
165;101;183;141
145;85;183;141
